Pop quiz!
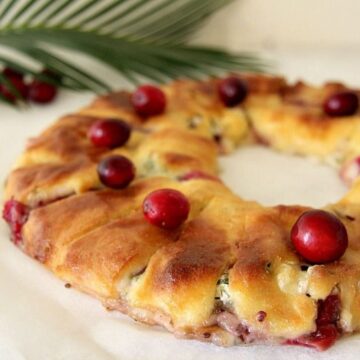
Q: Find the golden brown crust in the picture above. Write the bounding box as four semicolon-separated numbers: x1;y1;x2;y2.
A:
22;177;176;262
245;78;360;162
60;215;180;298
129;218;231;328
240;73;287;94
4;73;360;347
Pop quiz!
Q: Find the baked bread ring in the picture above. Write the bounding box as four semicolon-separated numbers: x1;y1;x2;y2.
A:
4;74;360;350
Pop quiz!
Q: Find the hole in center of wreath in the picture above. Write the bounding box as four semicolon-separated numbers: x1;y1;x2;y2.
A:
219;145;347;207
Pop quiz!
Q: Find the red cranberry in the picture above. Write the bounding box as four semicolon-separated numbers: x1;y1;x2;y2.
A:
97;155;135;189
131;85;166;117
88;119;131;148
323;91;359;117
3;67;23;80
2;199;29;245
291;210;348;264
28;80;57;104
0;76;28;102
340;156;360;185
143;189;190;229
218;76;248;107
178;170;221;182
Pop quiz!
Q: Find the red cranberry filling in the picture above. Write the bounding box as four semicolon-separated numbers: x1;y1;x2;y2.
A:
286;324;338;351
2;199;29;245
286;294;341;351
316;295;341;326
178;170;221;182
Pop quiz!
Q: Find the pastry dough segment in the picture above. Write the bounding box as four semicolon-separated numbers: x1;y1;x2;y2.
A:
58;215;181;299
128;218;231;328
245;79;360;165
213;205;316;339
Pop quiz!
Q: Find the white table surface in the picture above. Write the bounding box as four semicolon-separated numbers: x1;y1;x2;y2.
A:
1;49;360;360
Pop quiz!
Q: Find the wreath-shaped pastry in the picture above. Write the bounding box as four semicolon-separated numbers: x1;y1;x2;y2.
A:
4;74;360;351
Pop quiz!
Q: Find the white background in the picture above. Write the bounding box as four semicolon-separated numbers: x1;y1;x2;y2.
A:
1;1;360;359
198;0;360;50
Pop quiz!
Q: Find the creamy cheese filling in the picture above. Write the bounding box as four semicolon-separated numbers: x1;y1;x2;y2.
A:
215;272;232;308
116;267;146;297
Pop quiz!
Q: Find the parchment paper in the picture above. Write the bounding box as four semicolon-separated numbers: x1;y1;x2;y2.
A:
1;50;360;360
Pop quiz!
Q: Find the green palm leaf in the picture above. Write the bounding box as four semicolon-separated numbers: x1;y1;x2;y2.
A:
0;0;266;105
